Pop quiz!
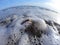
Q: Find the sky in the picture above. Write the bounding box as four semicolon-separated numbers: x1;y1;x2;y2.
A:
0;0;60;12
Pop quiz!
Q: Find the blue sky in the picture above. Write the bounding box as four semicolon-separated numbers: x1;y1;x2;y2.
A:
0;0;50;9
0;0;60;12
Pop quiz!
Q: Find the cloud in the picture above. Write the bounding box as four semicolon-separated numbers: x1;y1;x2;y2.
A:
0;0;60;13
20;0;60;12
45;0;60;12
